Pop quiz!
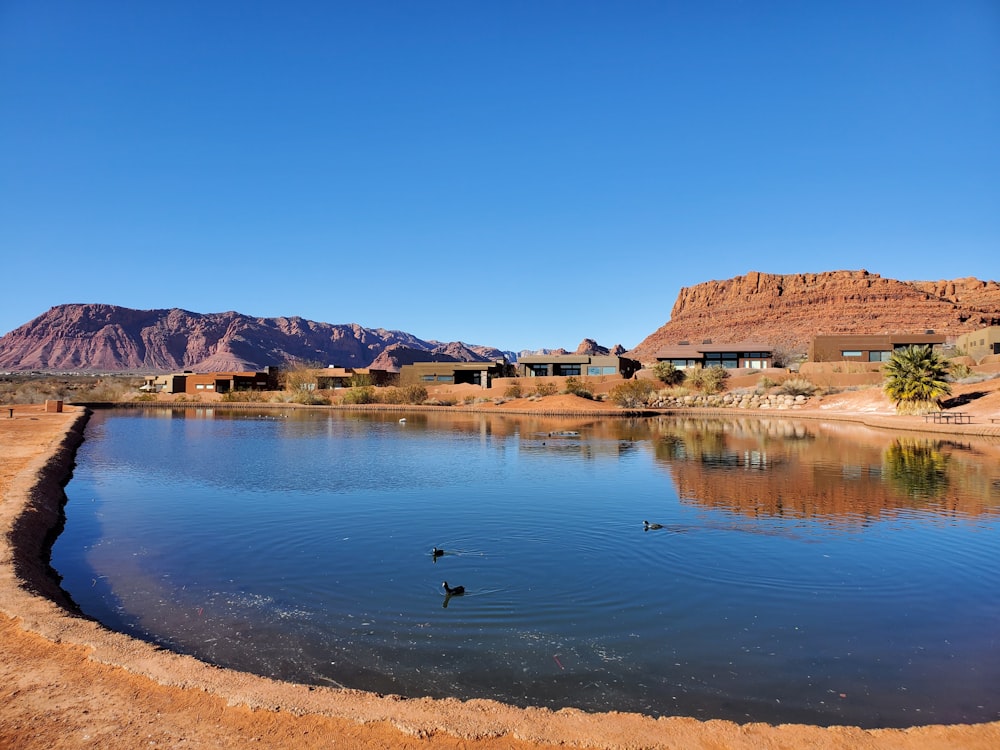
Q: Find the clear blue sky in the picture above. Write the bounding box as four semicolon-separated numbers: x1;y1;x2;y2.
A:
1;1;997;352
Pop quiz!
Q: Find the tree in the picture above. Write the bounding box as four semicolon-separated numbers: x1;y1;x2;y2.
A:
883;345;952;414
652;361;684;386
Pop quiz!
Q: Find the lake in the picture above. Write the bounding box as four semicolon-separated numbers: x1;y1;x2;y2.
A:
52;408;1000;728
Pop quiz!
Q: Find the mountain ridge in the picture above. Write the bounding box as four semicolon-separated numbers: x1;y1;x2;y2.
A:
627;270;1000;361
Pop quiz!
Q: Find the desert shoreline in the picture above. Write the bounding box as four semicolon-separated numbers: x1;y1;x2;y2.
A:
2;403;999;749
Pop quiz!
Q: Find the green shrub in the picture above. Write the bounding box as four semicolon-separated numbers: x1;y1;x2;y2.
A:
948;363;973;380
609;379;655;408
652;361;684;386
532;381;558;397
221;389;267;402
504;382;523;398
685;365;729;395
563;376;593;399
776;377;817;396
379;386;426;404
341;386;376;404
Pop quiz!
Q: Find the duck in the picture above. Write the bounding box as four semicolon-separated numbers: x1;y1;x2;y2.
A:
643;520;664;530
442;581;465;596
432;547;444;558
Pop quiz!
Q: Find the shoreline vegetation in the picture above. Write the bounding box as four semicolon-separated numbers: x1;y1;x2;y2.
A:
2;399;1000;748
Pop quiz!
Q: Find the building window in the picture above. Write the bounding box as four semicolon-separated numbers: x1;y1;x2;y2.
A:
196;384;205;389
526;364;548;376
554;364;581;376
587;366;601;376
869;351;891;362
421;375;436;382
841;350;863;358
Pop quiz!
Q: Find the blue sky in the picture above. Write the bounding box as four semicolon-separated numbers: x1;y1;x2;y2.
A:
1;1;997;352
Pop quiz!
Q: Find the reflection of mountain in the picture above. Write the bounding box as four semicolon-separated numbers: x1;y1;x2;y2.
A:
652;418;1000;522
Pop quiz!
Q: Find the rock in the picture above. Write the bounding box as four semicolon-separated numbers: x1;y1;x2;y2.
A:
628;270;1000;362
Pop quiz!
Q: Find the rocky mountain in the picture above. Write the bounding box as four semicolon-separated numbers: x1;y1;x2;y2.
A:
628;270;1000;363
0;304;509;373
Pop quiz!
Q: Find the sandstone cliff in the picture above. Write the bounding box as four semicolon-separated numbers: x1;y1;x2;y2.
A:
628;270;1000;363
0;304;507;372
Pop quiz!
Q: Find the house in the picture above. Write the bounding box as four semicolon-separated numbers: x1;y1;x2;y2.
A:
955;326;1000;362
653;342;773;370
515;354;641;379
399;360;512;389
143;368;279;395
306;366;395;389
808;333;946;363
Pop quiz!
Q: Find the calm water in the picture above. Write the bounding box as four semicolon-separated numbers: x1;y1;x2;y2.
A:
53;408;1000;728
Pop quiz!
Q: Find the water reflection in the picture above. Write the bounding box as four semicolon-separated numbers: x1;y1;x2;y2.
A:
55;409;1000;728
645;417;1000;523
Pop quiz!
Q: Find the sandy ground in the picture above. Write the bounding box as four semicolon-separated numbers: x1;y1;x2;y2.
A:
2;393;1000;749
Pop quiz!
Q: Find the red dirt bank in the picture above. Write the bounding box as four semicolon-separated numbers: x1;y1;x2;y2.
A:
1;403;998;749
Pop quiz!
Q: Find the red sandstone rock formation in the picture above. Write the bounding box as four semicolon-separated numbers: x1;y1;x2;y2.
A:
628;270;1000;363
0;304;507;372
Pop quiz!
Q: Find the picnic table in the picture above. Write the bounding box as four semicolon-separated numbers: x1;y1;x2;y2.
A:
923;411;972;424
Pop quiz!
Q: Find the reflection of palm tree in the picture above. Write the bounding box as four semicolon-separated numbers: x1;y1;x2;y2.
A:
883;439;950;498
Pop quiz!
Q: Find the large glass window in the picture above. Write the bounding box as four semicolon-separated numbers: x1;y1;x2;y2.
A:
869;351;891;362
587;366;602;376
554;364;581;376
841;350;863;357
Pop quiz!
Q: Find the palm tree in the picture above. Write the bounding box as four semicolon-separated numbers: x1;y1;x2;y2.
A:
883;345;952;414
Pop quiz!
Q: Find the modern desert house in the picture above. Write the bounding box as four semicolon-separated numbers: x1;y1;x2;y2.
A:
142;368;279;395
653;342;773;370
955;326;1000;362
808;333;946;363
398;360;512;388
515;354;641;379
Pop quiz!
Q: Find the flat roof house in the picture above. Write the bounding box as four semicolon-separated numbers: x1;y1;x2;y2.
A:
515;354;641;379
955;326;1000;362
399;360;511;389
808;333;946;363
654;342;773;370
306;366;395;389
143;368;279;395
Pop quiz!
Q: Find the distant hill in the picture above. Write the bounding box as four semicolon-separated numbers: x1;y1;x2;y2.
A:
0;304;512;373
628;270;1000;362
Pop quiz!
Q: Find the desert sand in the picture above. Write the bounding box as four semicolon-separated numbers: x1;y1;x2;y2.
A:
2;394;999;749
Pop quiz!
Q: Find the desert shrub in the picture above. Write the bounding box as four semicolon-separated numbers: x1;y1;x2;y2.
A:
378;384;427;404
563;376;593;399
757;375;777;390
948;363;973;381
652;361;684;386
379;387;407;404
504;381;523;398
776;377;817;397
532;381;558;397
685;365;729;395
221;389;267;402
290;390;330;405
131;393;157;402
350;372;373;387
340;386;376;405
609;379;655;408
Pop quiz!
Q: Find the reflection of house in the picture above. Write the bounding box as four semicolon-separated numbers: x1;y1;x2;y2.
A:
143;369;279;395
955;326;1000;362
808;333;946;363
399;360;511;389
654;342;773;370
307;366;394;389
516;354;641;378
